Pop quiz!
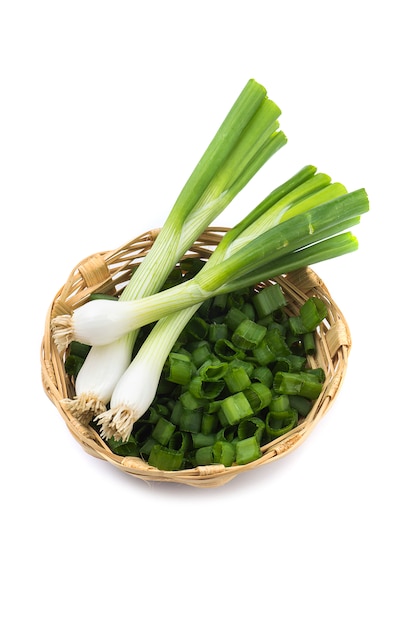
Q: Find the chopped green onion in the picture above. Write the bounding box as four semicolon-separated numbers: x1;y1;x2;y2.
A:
195;446;216;466
64;354;86;379
300;297;328;331
252;283;286;318
265;410;298;440
148;445;184;471
198;359;228;381
106;435;139;457
211;293;228;315
288;315;308;336
165;352;193;385
225;307;248;331
216;425;237;442
243;382;272;412
201;412;219;435
168;431;191;454
269;394;291;413
219;392;254;426
185;316;209;340
169;402;184;426
302;332;316;355
190;341;212;368
139;436;158;458
191;432;217;449
224;363;252;393
214;338;245;362
152;417;176;446
179;389;207;410
288;395;312;417
251;366;274;387
188;375;225;400
253;329;290;365
273;371;323;399
237;416;266;442
231;319;267;350
307;367;326;383
235;436;262;465
178;409;202;434
208;323;228;343
212;440;236;466
273;354;306;373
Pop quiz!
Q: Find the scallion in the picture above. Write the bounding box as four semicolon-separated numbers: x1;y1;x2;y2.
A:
55;78;287;424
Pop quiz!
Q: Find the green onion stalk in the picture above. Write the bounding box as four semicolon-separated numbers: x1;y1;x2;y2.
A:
56;79;287;424
91;172;369;441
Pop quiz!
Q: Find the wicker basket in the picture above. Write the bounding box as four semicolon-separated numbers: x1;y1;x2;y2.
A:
41;227;351;488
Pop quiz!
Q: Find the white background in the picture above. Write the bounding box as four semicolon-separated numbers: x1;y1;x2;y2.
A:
1;1;414;624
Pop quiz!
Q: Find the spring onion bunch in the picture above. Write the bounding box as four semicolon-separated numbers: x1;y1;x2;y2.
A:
89;167;369;441
56;79;287;423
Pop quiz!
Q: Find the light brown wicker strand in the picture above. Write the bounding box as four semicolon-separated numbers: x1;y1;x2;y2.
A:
41;228;351;487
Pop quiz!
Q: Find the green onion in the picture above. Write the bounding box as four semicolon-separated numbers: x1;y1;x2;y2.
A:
212;440;236;466
165;352;193;385
55;83;369;445
273;354;306;373
300;297;328;331
253;329;290;365
138;437;158;458
54;78;286;427
208;323;228;343
302;332;316;355
200;412;219;435
273;371;324;399
191;432;217;449
251;366;274;387
224;363;252;393
243;382;272;412
269;394;291;413
148;445;184;471
185;316;209;340
265;410;298;440
216;425;237;442
195;446;216;466
152;417;176;446
190;341;212;368
198;359;228;381
180;390;207;411
188;376;225;400
168;431;191;454
178;409;202;434
252;283;286;318
237;416;266;442
288;395;312;417
219;391;254;426
235;436;262;465
231;319;267;350
106;435;139;457
225;307;249;331
214;338;245;362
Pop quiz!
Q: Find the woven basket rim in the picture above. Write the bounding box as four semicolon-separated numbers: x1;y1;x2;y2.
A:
41;227;352;488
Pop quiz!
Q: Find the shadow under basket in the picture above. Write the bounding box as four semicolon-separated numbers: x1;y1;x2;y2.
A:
41;227;351;488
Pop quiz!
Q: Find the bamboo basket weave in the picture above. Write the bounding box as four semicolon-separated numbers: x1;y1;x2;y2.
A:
41;227;351;488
